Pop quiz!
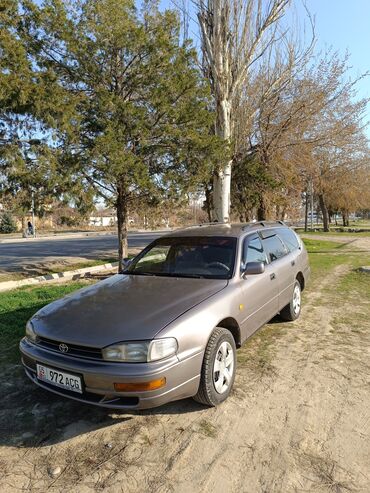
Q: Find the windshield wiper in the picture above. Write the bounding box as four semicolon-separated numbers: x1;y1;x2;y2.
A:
168;273;205;279
123;271;156;276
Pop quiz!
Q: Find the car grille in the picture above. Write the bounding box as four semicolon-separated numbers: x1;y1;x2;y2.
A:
36;336;103;360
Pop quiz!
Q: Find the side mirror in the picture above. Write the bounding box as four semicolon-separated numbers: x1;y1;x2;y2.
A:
120;257;132;272
243;261;265;277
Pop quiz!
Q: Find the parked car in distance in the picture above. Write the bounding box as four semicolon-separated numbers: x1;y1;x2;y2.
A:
20;222;310;409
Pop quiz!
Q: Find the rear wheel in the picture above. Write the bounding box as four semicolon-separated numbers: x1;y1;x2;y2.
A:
280;279;301;321
193;327;236;407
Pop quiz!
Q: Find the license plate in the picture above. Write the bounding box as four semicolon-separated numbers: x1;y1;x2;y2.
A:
36;364;82;394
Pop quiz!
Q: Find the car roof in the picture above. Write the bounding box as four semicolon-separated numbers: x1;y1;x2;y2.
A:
163;222;287;239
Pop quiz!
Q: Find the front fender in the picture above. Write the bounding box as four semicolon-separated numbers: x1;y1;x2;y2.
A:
156;285;240;363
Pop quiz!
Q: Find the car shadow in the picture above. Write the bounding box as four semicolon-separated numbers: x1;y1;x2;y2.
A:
0;360;203;450
267;314;285;324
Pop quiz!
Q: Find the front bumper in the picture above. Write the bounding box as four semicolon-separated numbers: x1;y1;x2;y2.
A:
20;338;202;409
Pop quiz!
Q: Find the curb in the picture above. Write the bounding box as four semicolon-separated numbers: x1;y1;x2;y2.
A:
0;262;119;293
0;229;170;244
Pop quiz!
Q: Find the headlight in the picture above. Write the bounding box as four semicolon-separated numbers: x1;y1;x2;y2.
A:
102;342;149;362
102;338;178;362
26;320;38;342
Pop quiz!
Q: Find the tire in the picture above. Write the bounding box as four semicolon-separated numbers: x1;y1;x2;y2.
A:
280;279;302;321
193;327;236;407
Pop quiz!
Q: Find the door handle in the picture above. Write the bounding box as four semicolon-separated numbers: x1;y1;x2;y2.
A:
291;260;295;266
270;273;276;280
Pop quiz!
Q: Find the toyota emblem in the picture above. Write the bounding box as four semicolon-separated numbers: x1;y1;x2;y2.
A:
59;343;69;353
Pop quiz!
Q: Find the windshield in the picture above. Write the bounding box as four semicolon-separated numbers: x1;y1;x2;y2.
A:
125;236;237;279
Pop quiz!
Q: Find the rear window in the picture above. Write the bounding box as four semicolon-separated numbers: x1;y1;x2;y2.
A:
276;228;300;252
261;234;288;262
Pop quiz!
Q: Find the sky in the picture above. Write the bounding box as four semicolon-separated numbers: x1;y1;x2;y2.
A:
299;0;370;127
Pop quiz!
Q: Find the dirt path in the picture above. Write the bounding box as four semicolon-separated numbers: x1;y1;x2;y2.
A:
1;264;369;492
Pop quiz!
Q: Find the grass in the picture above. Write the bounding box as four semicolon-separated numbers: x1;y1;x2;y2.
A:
302;238;345;252
329;269;370;333
309;252;370;284
0;281;93;364
297;229;370;237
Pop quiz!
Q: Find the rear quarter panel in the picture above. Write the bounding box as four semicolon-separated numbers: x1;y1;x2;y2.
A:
296;237;310;287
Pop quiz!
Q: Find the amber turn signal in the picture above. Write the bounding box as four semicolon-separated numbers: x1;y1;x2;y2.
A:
114;378;166;392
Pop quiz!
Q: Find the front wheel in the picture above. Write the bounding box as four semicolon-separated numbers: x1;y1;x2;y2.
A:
193;327;236;407
280;279;301;321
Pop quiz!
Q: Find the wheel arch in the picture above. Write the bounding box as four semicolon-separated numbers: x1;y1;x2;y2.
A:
216;317;241;348
296;271;305;291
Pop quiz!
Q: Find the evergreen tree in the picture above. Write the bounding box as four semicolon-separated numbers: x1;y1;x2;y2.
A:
21;0;222;262
0;212;17;233
0;0;76;216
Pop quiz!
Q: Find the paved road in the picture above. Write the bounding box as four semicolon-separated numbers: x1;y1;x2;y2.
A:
0;232;163;272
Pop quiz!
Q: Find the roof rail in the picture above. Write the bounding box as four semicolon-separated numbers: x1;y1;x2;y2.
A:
184;221;230;229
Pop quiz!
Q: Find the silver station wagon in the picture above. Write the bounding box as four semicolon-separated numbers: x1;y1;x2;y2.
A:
20;222;310;409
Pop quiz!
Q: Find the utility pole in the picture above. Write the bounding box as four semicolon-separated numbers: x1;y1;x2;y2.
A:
31;190;36;238
310;178;314;231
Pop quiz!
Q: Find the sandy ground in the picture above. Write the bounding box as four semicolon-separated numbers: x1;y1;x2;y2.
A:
1;245;369;492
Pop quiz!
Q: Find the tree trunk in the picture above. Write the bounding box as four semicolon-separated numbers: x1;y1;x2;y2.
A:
213;163;232;222
116;186;128;268
342;209;349;227
318;194;329;232
204;181;213;223
212;99;232;223
257;196;267;221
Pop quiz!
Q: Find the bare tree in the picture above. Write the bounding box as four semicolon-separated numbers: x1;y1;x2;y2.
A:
196;0;290;222
232;33;316;220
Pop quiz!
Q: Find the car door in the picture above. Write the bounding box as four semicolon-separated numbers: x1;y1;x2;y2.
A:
274;227;302;307
260;230;293;311
239;233;279;340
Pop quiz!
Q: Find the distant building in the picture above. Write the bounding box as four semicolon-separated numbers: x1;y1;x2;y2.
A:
89;209;134;227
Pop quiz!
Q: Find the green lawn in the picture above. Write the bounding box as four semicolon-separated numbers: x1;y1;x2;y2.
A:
302;238;345;253
296;229;370;237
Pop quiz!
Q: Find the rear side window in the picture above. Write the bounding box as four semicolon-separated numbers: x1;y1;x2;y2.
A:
262;234;288;262
243;234;268;265
277;228;300;252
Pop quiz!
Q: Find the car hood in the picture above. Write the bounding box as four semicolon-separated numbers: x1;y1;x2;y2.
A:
32;274;228;347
